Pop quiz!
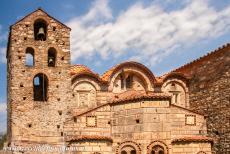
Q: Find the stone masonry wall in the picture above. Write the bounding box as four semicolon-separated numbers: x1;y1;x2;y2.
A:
187;47;230;153
172;142;212;154
111;100;208;154
7;9;71;146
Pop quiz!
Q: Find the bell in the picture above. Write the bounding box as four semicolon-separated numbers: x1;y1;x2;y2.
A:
37;27;45;40
48;57;54;66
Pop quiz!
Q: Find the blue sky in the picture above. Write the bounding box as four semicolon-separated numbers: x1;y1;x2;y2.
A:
0;0;230;133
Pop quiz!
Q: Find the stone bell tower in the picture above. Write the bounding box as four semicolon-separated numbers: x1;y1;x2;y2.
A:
6;8;71;146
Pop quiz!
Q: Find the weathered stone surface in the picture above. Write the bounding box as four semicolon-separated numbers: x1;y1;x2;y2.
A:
176;47;230;154
7;8;229;154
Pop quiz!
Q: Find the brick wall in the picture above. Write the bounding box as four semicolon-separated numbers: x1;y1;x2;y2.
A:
184;47;230;153
7;9;72;145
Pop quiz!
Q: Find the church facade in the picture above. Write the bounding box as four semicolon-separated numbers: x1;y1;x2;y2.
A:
6;8;230;154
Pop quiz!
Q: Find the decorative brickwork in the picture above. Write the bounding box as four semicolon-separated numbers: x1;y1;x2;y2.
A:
185;115;196;126
116;141;141;154
86;116;97;127
147;141;169;154
6;8;227;154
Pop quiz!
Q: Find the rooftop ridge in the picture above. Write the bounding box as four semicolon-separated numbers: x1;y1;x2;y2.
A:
11;7;71;30
164;42;230;76
101;61;156;83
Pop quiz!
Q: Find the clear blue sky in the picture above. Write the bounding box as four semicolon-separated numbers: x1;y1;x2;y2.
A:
0;0;230;133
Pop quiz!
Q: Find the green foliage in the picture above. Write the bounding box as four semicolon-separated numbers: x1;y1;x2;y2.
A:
0;133;7;150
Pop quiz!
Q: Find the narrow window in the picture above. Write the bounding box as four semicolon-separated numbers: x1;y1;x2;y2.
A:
120;74;124;89
34;19;47;41
25;47;34;66
171;92;179;104
126;75;133;89
48;47;57;67
174;93;178;104
33;73;48;101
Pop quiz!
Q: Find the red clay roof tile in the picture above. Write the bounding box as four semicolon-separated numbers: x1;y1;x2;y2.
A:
111;90;171;104
101;61;156;83
70;64;95;76
66;135;113;142
172;136;213;143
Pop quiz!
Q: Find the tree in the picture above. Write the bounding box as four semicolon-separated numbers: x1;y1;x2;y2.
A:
0;133;6;150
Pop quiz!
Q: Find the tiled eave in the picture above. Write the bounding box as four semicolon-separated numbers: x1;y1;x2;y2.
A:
111;92;171;104
66;135;113;143
171;136;213;144
71;91;171;117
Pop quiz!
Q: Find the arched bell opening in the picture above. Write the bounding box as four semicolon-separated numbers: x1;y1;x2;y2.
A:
33;73;48;101
25;47;35;66
34;19;47;41
48;47;57;67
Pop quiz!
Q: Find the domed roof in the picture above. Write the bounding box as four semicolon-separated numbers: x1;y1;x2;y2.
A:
70;64;106;83
101;61;156;83
70;64;96;76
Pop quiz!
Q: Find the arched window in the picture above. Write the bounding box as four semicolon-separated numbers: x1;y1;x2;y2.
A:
48;47;57;67
117;141;141;154
162;80;187;108
34;19;47;41
151;145;165;154
113;72;147;93
120;145;136;154
74;82;96;108
126;75;133;89
147;141;168;154
120;74;124;89
25;47;34;66
33;73;48;101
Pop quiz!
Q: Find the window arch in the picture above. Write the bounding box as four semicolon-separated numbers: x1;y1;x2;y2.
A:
120;145;136;154
73;81;97;108
48;47;57;67
25;47;34;66
162;79;188;108
113;71;147;93
34;19;47;41
151;145;165;154
116;141;141;154
147;141;168;154
33;73;48;101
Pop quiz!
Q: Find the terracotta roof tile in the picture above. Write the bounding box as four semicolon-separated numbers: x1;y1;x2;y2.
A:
171;104;204;116
73;103;109;117
66;135;113;142
70;65;108;84
111;90;171;104
71;91;171;117
101;61;156;83
101;65;116;81
155;72;190;86
70;64;95;76
172;136;213;143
